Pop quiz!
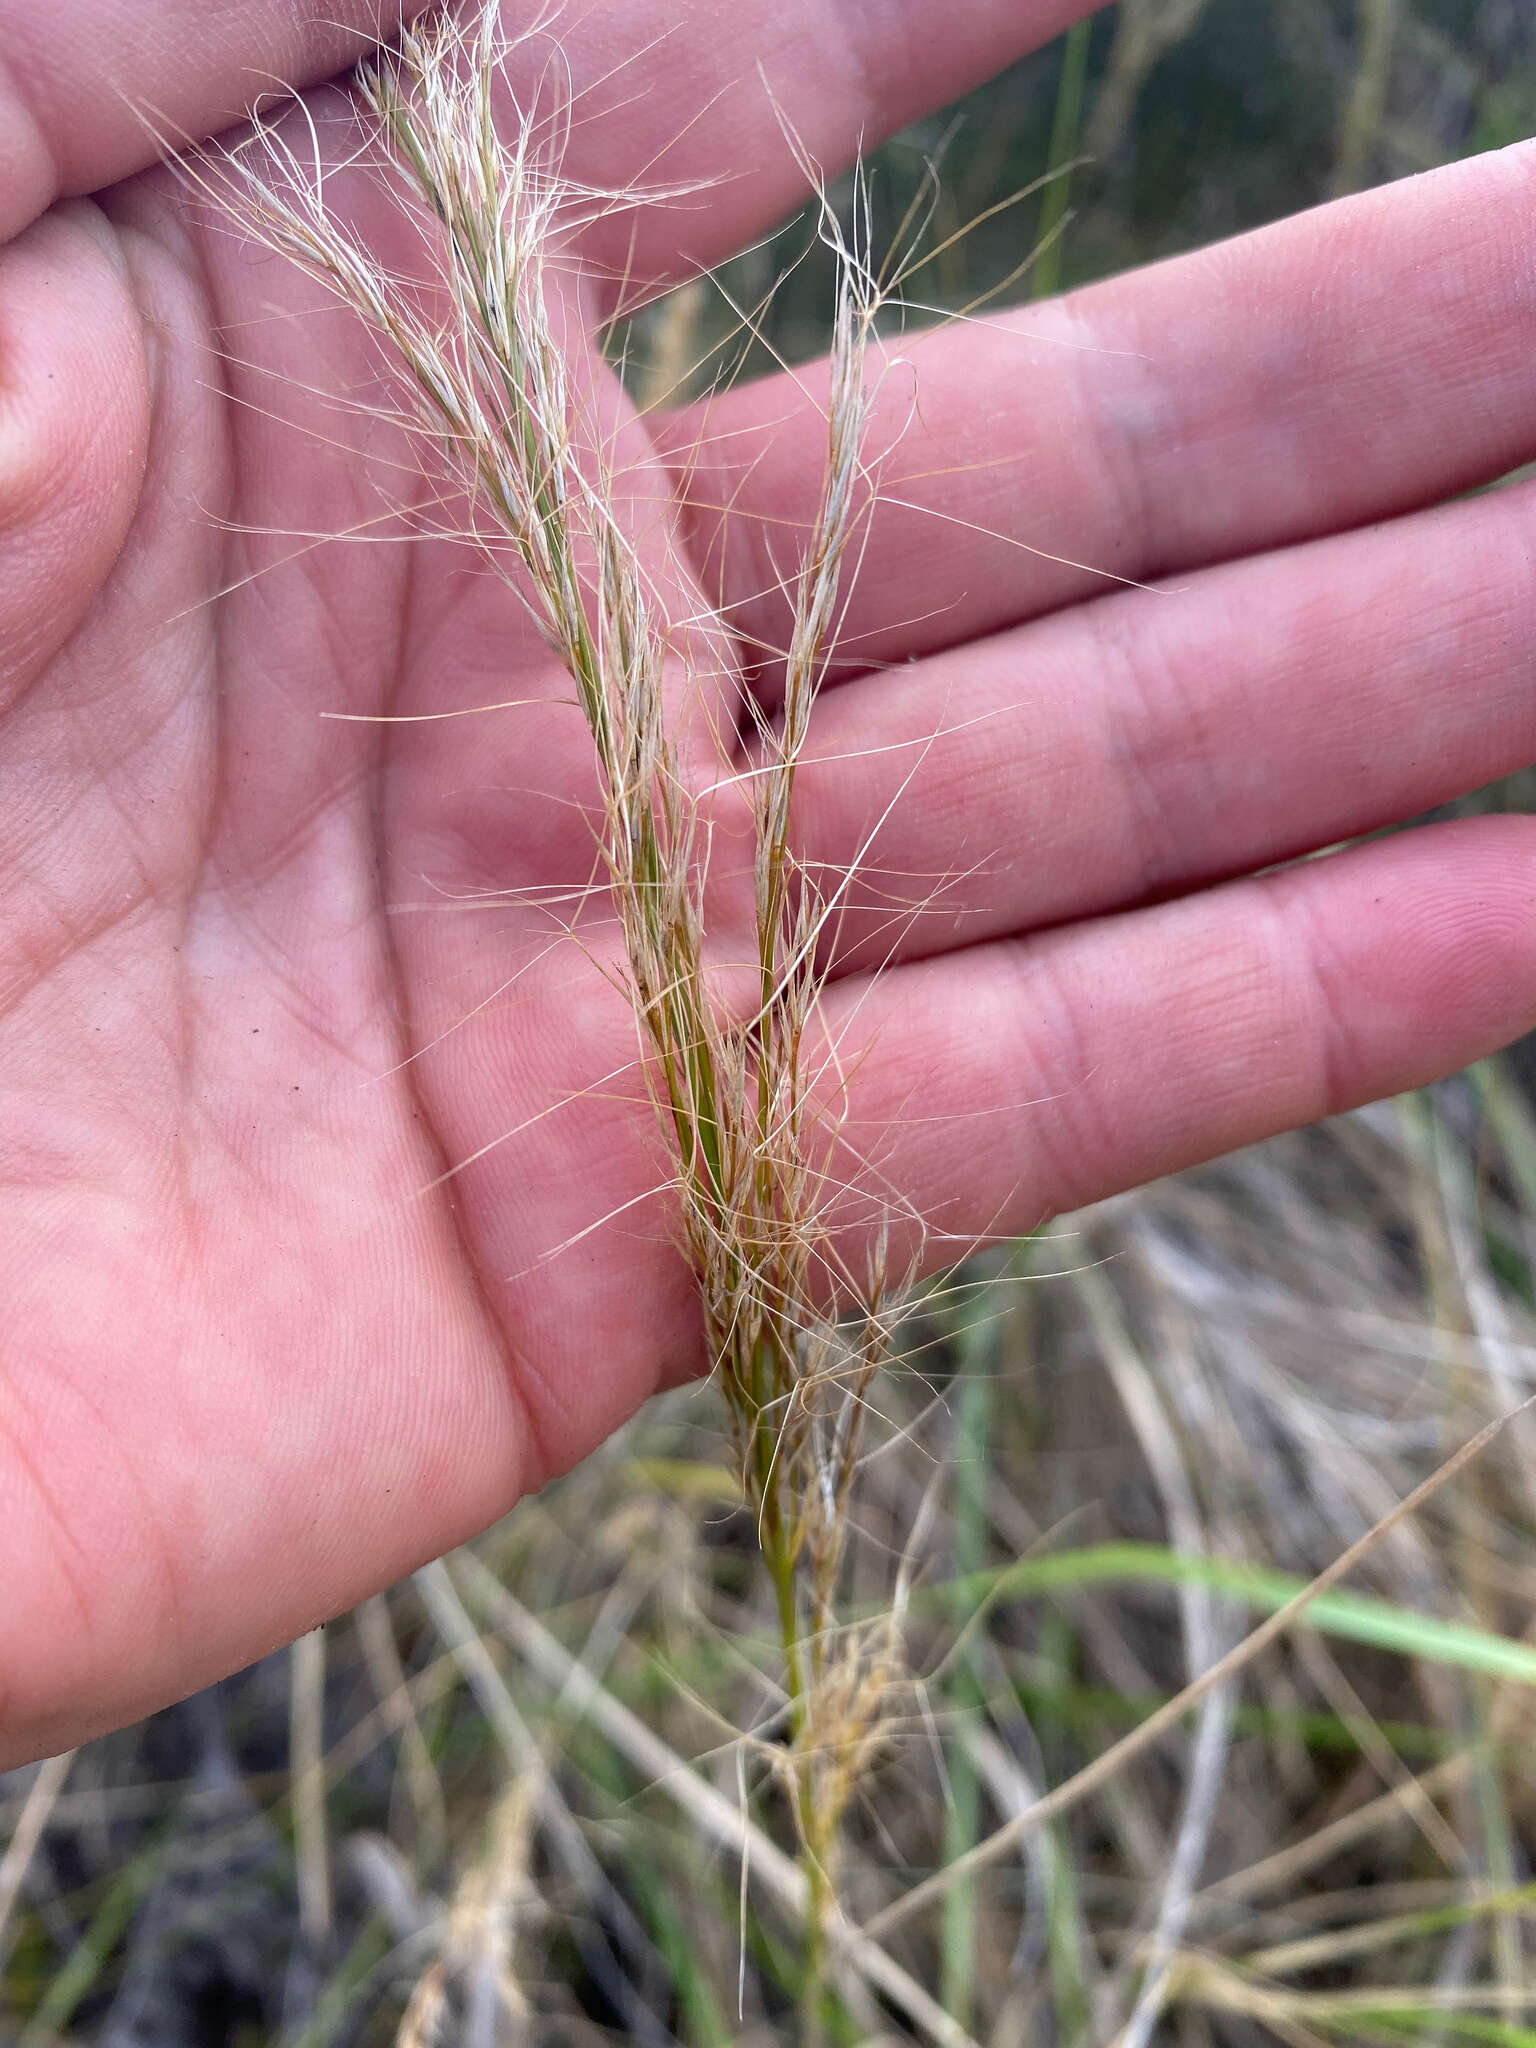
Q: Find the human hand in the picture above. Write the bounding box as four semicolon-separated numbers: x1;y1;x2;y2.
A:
4;0;1535;1765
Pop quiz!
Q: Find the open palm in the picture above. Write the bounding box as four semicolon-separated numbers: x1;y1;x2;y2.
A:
6;0;1536;1765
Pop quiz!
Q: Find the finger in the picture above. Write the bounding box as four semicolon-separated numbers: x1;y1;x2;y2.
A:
0;0;428;238
810;818;1536;1264
0;203;150;706
789;476;1536;971
500;0;1087;295
667;139;1536;691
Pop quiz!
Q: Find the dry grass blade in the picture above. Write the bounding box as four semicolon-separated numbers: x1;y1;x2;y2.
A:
1194;1750;1478;1913
866;1399;1529;1939
1085;0;1214;159
289;1628;333;1951
394;1777;536;2048
355;1595;449;1866
413;1559;606;1909
451;1550;985;2048
0;1751;76;1976
1076;1256;1235;2048
1330;0;1405;196
413;1560;669;2040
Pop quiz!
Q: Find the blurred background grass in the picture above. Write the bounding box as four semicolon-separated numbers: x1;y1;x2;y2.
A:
8;3;1536;2043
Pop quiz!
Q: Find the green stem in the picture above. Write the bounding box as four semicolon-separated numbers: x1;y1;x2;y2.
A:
751;1438;836;2042
941;1302;994;2027
1034;17;1093;302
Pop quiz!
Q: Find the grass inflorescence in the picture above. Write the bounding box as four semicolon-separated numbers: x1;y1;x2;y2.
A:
214;10;930;2024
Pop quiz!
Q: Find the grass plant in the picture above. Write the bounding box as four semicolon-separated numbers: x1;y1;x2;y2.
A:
211;11;929;2031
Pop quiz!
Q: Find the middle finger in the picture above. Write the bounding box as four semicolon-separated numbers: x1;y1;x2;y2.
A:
791;476;1536;973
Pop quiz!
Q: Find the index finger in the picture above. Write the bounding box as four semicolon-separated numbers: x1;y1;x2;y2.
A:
664;138;1536;693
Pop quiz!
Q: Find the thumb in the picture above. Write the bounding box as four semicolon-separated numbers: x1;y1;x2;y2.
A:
0;203;150;711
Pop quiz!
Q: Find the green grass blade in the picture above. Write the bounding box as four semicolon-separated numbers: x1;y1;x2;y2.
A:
20;1837;165;2039
1033;17;1093;300
942;1543;1536;1689
941;1298;993;2030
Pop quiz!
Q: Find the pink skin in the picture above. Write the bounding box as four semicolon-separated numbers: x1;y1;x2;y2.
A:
2;0;1535;1765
